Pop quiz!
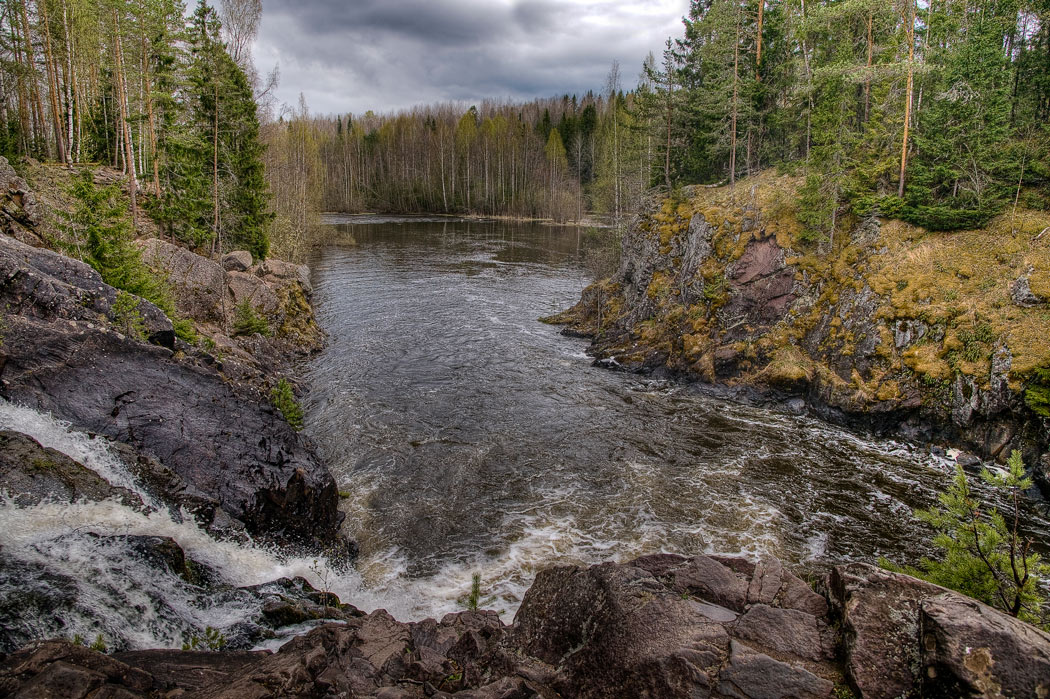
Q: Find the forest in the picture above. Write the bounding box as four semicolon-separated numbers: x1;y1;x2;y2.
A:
2;0;1050;256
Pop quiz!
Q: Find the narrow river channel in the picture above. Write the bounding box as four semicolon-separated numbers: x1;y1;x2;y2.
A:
304;214;1038;621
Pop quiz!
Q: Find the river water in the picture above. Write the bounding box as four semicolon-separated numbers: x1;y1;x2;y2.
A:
1;215;1046;651
304;215;1043;620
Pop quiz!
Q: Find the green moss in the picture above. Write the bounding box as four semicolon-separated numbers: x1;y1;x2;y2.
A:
1025;365;1050;417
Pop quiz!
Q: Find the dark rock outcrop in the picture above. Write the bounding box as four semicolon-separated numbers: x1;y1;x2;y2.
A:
549;177;1050;465
0;430;141;508
0;234;341;547
4;553;1050;698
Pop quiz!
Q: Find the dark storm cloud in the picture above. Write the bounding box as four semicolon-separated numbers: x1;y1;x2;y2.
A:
255;0;690;116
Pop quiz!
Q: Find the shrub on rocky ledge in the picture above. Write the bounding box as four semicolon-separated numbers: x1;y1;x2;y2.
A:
271;379;304;431
887;450;1050;628
232;299;272;337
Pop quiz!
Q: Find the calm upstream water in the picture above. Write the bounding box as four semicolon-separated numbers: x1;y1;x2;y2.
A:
304;214;1049;620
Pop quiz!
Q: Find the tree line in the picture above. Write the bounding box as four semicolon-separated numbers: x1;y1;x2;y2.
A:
0;0;270;259
4;0;1048;255
645;0;1050;235
273;88;650;225
269;0;1050;236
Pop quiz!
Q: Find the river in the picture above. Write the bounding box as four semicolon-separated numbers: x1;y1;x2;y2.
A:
303;214;1026;621
1;215;1044;651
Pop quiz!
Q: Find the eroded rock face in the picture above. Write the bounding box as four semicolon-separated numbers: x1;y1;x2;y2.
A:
0;235;341;547
0;156;44;246
138;238;227;323
722;236;796;341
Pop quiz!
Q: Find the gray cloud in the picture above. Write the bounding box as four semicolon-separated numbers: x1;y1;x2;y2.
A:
255;0;689;116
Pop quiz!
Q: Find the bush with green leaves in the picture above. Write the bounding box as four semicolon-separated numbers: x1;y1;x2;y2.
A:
466;572;482;612
271;378;304;431
182;626;227;651
232;299;271;337
111;291;147;340
886;451;1050;627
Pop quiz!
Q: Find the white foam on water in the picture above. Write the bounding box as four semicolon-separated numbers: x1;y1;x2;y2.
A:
0;402;157;507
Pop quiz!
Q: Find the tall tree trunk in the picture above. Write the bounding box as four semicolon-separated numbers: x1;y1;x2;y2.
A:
864;10;873;123
61;0;74;161
19;0;46;151
140;31;161;195
730;4;741;186
38;0;67;164
10;7;32;154
755;0;764;81
212;76;219;254
112;8;137;227
898;0;915;198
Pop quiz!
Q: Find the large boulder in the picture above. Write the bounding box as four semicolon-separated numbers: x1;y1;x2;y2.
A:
228;269;280;316
508;553;839;698
920;593;1050;697
828;563;940;698
221;250;252;272
256;258;312;294
0;430;142;508
137;238;226;323
0;233;174;348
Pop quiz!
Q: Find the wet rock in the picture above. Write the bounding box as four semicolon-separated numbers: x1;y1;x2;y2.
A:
0;640;154;697
919;593;1050;697
0;279;341;547
252;576;365;628
6;554;1050;699
221;250;253;272
0;430;142;508
828;562;950;698
716;640;833;699
113;649;266;694
117;535;208;586
0;557;80;653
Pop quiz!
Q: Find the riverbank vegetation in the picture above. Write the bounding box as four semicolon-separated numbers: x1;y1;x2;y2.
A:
5;1;1047;255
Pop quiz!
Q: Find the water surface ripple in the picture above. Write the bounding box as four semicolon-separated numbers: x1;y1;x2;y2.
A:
306;215;1046;620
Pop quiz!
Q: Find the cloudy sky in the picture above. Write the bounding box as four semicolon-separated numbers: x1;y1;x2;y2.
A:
254;0;691;117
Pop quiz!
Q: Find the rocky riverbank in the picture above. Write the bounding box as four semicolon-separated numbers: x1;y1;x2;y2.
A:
0;157;339;548
3;548;1050;697
547;172;1050;476
4;158;1050;696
